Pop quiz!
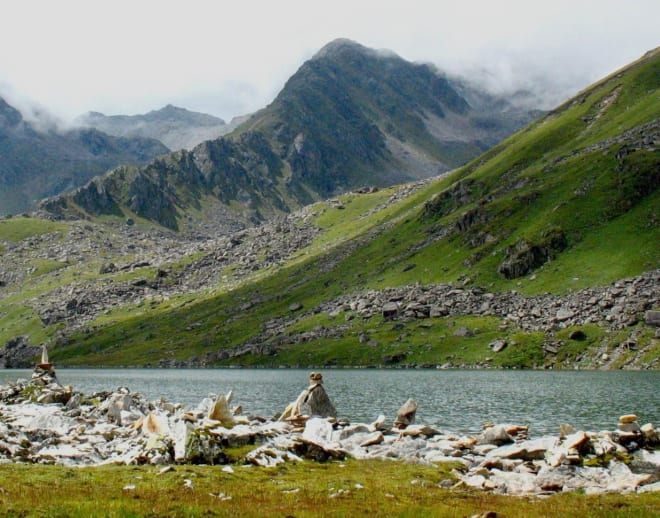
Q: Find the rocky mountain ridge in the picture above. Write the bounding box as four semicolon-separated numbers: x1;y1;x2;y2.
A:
0;97;169;216
77;105;247;151
38;39;541;233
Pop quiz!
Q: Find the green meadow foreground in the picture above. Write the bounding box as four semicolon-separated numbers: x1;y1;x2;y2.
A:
1;461;658;517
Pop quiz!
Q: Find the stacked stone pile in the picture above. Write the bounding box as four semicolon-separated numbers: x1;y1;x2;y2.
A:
1;368;658;496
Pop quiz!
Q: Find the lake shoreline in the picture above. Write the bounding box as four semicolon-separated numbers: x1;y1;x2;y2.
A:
1;366;659;497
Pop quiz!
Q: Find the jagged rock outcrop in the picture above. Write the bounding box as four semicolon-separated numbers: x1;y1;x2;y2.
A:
498;227;568;279
39;132;289;231
0;96;169;216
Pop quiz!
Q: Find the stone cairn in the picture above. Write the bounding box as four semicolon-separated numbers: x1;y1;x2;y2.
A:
1;344;72;404
279;372;337;427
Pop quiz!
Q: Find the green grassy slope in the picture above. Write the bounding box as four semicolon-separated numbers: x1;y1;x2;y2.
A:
43;48;660;368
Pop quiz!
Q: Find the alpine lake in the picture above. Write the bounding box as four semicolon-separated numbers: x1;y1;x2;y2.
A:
2;368;658;435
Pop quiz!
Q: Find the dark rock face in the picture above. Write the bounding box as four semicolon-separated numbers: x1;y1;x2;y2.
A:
71;179;123;217
498;228;568;279
423;179;481;219
0;96;169;216
0;336;39;368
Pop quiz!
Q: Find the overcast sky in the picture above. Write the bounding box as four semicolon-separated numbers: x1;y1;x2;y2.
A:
1;0;658;123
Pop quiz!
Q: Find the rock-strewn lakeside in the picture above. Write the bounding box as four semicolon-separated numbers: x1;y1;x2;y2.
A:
1;366;658;497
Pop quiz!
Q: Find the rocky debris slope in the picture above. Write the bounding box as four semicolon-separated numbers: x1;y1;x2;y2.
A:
0;206;321;344
1;181;429;365
26;213;320;334
0;370;658;496
213;270;660;368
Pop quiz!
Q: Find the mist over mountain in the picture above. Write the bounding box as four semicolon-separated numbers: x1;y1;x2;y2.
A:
0;97;169;216
243;39;542;198
77;105;247;151
40;39;541;232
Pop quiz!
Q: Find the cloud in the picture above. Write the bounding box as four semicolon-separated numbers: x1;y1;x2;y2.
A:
0;0;658;120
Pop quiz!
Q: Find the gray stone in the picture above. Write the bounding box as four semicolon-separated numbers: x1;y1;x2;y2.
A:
359;431;384;447
487;437;557;461
556;308;574;321
488;339;508;353
454;327;472;337
382;302;399;319
645;310;660;327
429;305;448;318
394;398;417;429
618;422;641;433
478;425;513;446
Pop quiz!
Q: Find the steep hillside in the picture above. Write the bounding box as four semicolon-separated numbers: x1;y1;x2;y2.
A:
39;39;539;232
77;105;241;151
2;48;657;370
0;97;169;216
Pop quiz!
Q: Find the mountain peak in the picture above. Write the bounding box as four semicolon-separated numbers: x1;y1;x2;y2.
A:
313;38;399;61
314;38;364;56
144;104;225;126
152;104;187;116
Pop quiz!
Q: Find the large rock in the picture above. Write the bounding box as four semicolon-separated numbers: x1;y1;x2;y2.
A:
478;425;514;446
382;302;399;320
303;417;334;444
487;437;558;461
295;372;337;419
207;392;235;425
488;339;508;353
645;310;660;327
394;399;417;429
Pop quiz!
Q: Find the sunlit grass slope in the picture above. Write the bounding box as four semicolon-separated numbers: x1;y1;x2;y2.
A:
43;49;660;366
